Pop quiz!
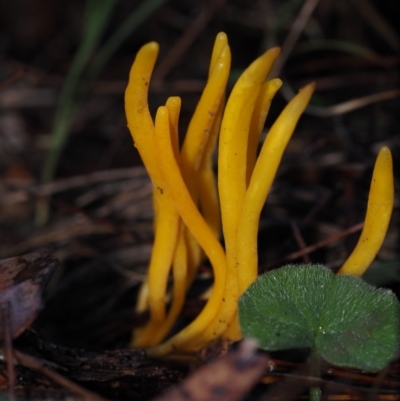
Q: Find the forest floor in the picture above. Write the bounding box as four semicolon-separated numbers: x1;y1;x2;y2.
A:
0;0;399;400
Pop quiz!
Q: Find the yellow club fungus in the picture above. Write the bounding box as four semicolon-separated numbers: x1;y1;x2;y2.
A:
338;146;394;277
125;33;314;354
125;32;394;357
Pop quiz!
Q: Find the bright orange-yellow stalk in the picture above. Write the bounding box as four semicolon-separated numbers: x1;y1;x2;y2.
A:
338;146;394;277
125;43;180;337
125;33;317;355
126;34;394;356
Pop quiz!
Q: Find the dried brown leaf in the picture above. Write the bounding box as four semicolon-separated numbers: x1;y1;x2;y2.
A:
153;340;268;401
0;251;58;341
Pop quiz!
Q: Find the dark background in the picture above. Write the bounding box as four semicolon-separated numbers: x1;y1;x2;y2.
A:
0;0;399;399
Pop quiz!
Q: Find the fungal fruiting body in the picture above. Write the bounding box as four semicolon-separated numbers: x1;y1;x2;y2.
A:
337;146;394;277
125;32;394;356
125;32;314;355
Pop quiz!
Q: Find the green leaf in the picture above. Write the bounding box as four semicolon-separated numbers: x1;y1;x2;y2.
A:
238;264;400;371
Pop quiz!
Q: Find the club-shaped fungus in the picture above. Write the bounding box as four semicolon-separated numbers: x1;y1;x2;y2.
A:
125;32;394;356
337;146;394;276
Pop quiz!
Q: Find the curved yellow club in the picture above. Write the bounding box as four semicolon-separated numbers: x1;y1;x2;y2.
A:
125;33;318;354
125;43;179;339
338;146;394;277
150;106;228;355
237;83;316;294
189;48;283;347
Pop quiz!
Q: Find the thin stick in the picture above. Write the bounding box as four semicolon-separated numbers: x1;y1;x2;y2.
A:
154;0;229;80
306;88;400;117
349;0;400;52
1;167;148;205
0;68;27;90
14;350;109;401
262;222;364;270
290;220;310;264
2;304;16;401
269;0;321;78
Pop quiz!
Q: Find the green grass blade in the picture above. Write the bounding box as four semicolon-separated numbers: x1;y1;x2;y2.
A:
42;0;117;185
88;0;169;82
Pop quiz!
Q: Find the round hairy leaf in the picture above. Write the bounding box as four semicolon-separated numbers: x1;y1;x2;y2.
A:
238;265;400;371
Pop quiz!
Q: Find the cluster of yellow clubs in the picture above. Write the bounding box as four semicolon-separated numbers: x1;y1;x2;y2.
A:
125;32;394;356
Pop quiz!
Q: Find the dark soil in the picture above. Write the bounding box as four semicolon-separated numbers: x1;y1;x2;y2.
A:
0;0;399;400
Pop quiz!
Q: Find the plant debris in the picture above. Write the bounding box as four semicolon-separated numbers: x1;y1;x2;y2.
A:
0;251;58;341
0;0;399;399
